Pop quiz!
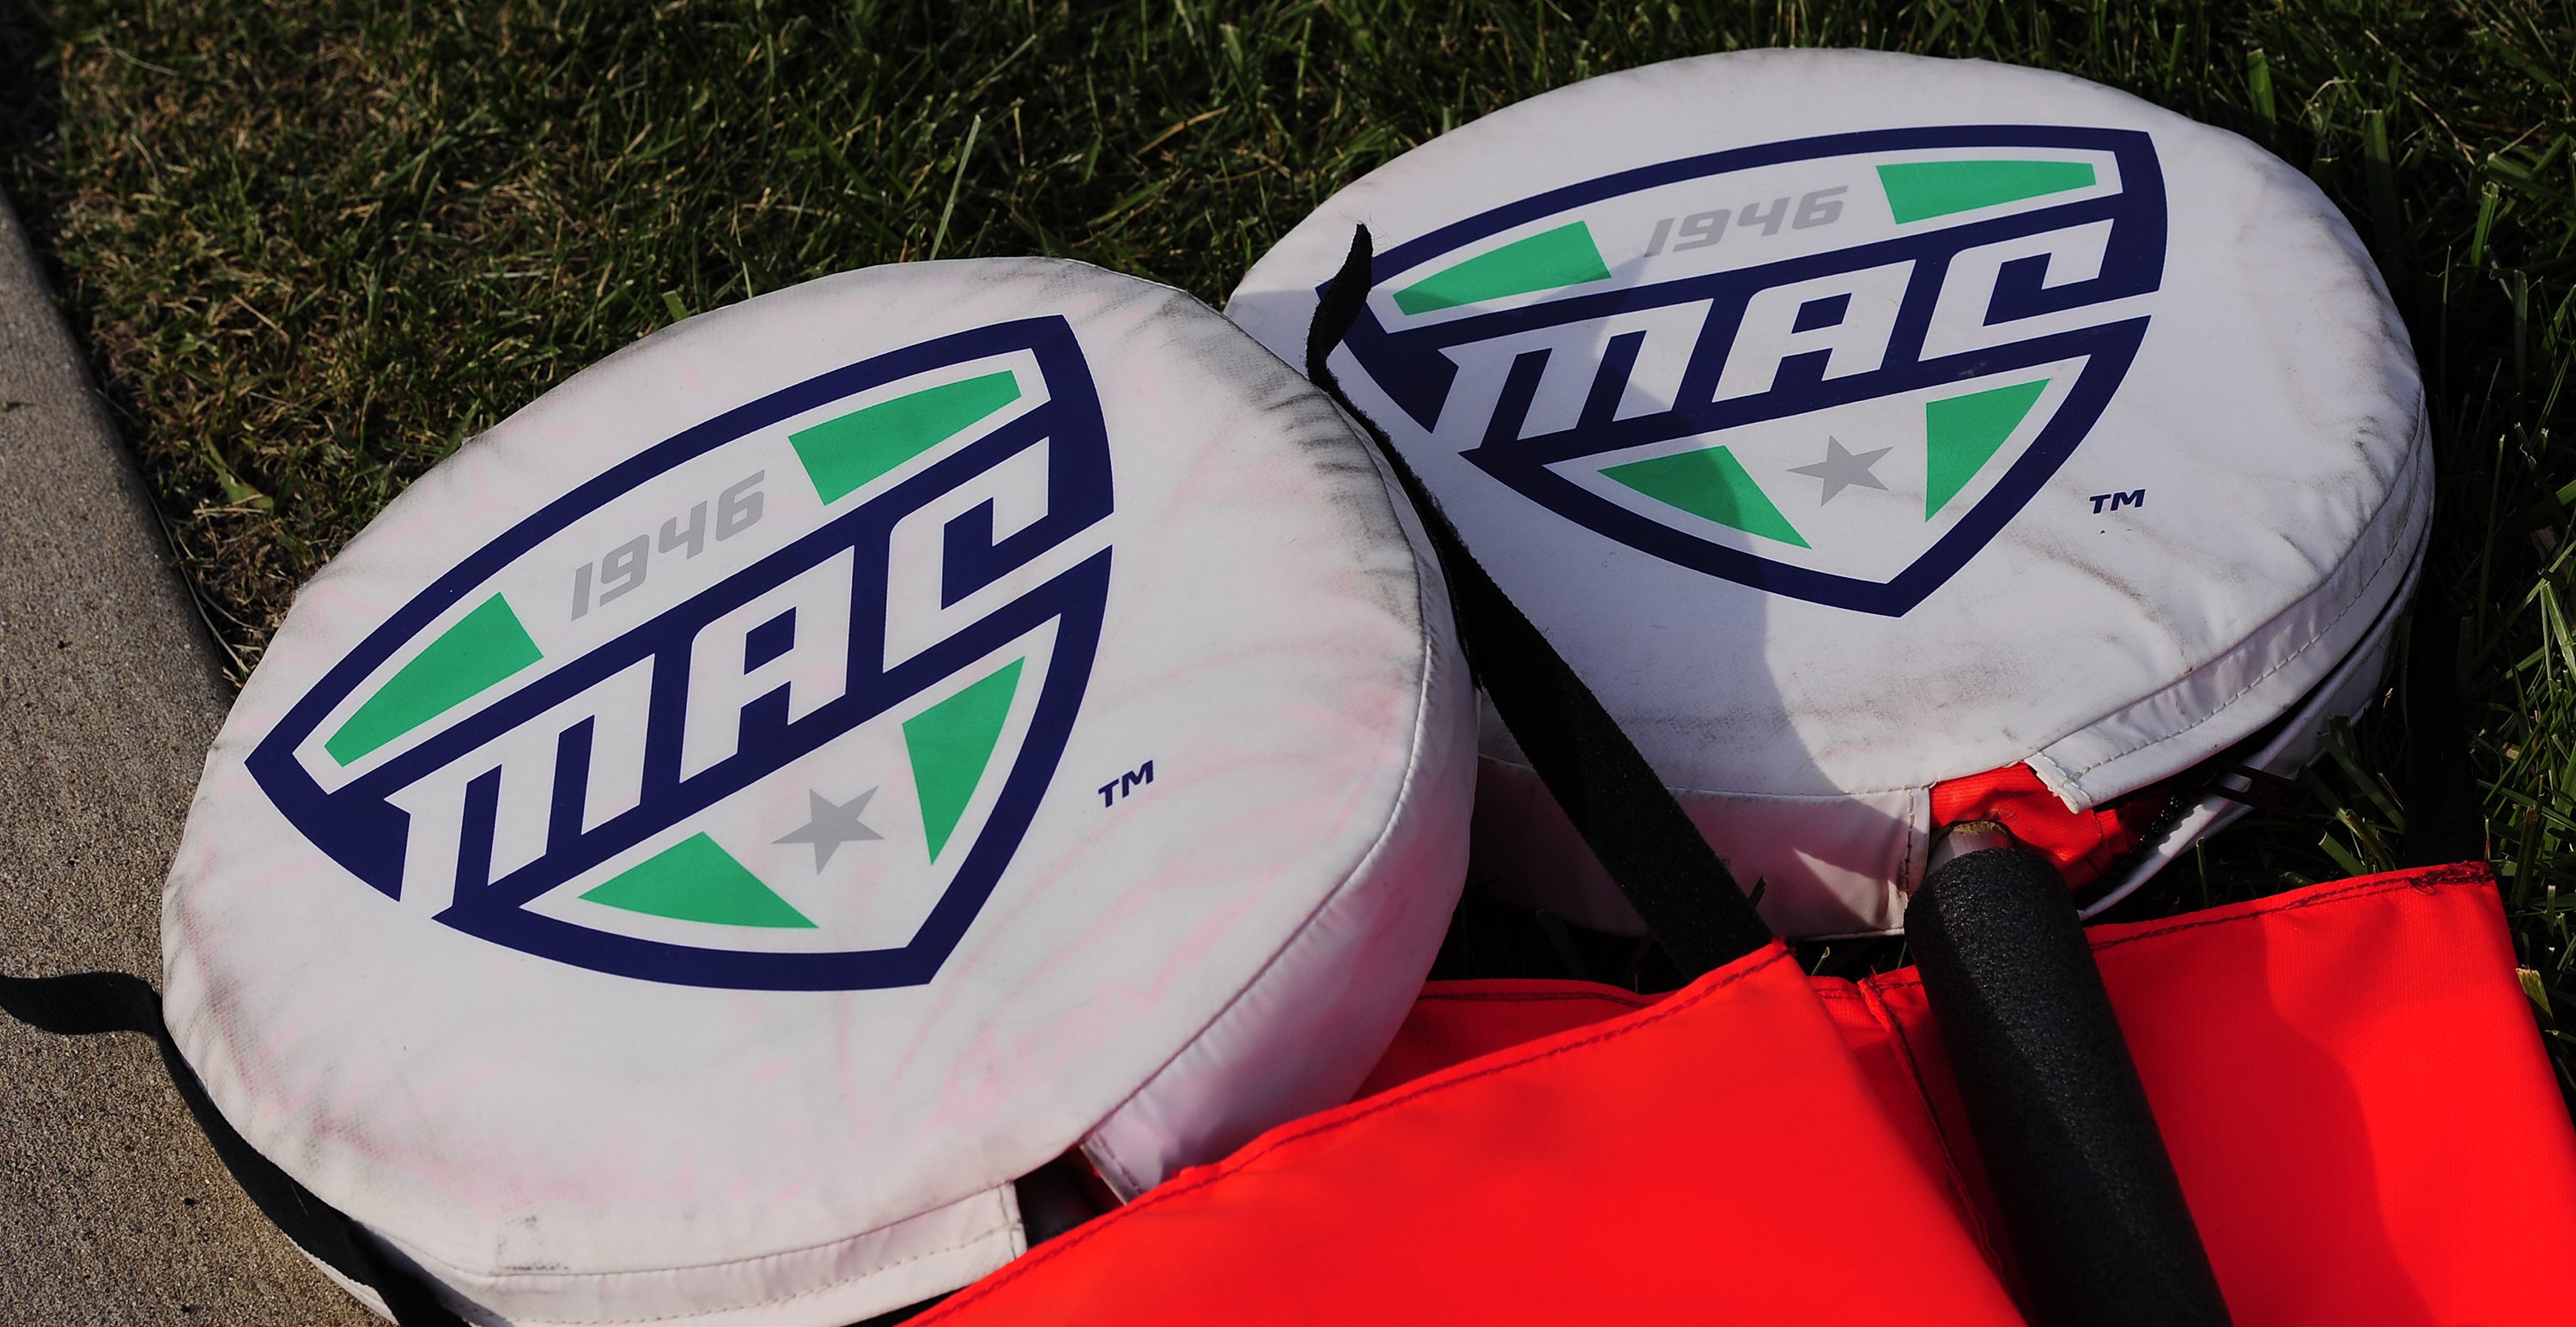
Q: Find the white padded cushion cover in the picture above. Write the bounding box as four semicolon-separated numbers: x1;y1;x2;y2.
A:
163;259;1473;1324
1228;51;2427;935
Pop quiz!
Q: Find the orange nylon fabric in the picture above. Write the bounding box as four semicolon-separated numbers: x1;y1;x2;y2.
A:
917;945;2026;1325
2044;863;2574;1325
921;866;2573;1323
1347;978;1660;1099
1929;763;2166;886
1353;864;2576;1326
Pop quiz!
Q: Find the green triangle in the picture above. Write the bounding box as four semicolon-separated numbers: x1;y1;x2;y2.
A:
1876;160;2097;223
1602;446;1809;548
1925;380;2050;519
1392;222;1613;316
580;833;816;928
326;593;544;765
903;658;1024;861
790;370;1022;504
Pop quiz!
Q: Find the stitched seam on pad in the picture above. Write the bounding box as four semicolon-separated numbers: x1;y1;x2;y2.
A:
408;1201;1011;1286
914;947;1795;1323
1081;500;1453;1196
2049;452;2427;783
574;1221;1008;1325
1478;413;2429;802
434;1212;1019;1324
191;932;1017;1303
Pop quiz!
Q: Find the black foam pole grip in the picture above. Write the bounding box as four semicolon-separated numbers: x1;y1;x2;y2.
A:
1905;847;2233;1327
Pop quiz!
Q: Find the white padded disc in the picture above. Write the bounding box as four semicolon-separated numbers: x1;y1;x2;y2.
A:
163;259;1473;1325
1228;49;2427;938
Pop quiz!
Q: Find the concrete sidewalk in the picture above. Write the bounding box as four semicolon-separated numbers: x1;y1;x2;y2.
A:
0;189;363;1324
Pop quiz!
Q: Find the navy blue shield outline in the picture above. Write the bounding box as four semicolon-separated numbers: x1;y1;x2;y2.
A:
248;317;1114;989
1332;125;2166;616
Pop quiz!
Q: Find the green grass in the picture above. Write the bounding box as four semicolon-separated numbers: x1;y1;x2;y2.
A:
0;1;2569;1097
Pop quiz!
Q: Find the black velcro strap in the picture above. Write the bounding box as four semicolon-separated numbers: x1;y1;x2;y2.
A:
1305;226;1771;976
1;970;468;1327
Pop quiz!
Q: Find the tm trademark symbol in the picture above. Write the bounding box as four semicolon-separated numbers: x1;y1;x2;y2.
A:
1097;760;1156;807
2088;489;2147;514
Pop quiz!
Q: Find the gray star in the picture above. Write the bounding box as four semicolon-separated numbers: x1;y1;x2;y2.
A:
1787;435;1893;504
775;788;883;869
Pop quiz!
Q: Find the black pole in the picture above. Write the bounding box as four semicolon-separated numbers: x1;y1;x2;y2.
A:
1904;831;2233;1327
